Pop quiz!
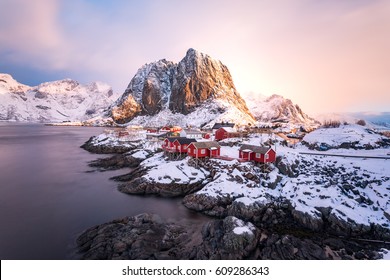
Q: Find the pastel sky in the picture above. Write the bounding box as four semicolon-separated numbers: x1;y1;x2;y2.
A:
1;0;389;114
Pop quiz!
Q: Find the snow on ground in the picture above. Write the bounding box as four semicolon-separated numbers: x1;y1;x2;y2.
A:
130;150;149;160
380;249;390;260
90;131;144;149
196;159;274;207
274;145;390;227
220;146;239;158
193;137;390;229
128;99;255;128
303;124;386;148
89;127;390;230
141;153;209;184
231;217;256;236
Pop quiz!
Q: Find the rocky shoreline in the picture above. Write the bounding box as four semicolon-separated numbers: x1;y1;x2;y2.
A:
79;136;390;259
77;213;387;260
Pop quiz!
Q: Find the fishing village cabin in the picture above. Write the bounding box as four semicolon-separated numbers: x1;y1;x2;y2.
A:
187;141;221;158
172;138;196;153
211;122;236;132
215;127;240;141
162;137;196;153
180;129;204;139
239;144;276;163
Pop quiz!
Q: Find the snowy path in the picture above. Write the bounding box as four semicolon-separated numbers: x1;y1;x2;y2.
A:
299;152;390;160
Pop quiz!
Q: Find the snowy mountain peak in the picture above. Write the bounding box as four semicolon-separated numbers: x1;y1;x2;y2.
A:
244;93;319;129
111;49;254;126
36;79;81;94
0;73;31;94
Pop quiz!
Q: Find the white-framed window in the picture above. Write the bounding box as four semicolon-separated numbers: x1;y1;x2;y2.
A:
201;149;206;155
265;154;269;160
188;148;191;153
256;153;260;158
183;145;187;149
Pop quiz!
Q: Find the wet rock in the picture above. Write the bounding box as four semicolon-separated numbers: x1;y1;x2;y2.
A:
256;232;327;260
118;177;205;198
88;154;143;171
183;193;233;217
190;216;259;259
81;137;140;154
77;213;196;260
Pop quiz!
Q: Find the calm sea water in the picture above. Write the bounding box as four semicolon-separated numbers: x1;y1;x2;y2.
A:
0;123;207;260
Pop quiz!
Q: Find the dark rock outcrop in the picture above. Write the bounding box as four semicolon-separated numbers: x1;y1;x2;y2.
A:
118;177;206;198
183;193;390;241
76;213;199;260
190;216;259;259
76;213;387;260
169;49;251;116
80;136;141;154
87;154;143;171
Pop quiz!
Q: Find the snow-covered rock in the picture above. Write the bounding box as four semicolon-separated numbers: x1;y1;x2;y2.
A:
0;73;119;122
244;93;320;130
302;124;389;150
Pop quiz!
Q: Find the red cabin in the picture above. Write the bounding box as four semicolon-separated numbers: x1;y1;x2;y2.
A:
239;144;276;163
215;127;240;141
172;138;196;153
187;141;221;158
162;137;178;152
162;137;196;153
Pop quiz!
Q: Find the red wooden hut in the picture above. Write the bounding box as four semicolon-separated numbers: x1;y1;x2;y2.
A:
162;137;178;152
215;127;240;141
162;137;196;153
239;144;276;163
172;138;196;153
187;141;221;158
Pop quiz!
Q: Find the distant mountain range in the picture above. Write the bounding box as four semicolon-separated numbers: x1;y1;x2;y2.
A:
1;49;387;130
0;73;118;122
109;48;319;128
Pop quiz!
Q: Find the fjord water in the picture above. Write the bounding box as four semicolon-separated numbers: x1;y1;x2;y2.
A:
0;123;206;259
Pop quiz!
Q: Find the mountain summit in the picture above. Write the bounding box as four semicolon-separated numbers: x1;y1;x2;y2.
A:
244;93;320;129
111;48;254;126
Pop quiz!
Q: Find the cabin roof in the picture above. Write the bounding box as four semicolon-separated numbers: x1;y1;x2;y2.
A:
165;137;180;143
218;127;237;133
174;138;197;145
189;141;221;149
211;122;235;129
239;144;271;154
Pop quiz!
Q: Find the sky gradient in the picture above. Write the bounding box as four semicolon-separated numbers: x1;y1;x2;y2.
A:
1;0;389;114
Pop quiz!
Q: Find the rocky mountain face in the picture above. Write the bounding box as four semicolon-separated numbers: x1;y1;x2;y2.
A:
0;73;118;122
244;93;320;128
110;48;254;125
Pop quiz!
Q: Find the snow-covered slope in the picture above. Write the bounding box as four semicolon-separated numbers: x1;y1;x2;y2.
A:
302;124;390;150
244;93;319;130
127;99;255;128
315;112;390;130
0;73;119;122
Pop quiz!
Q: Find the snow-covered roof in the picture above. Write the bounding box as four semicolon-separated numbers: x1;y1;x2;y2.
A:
218;127;238;133
239;144;271;154
190;141;221;149
212;122;235;129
